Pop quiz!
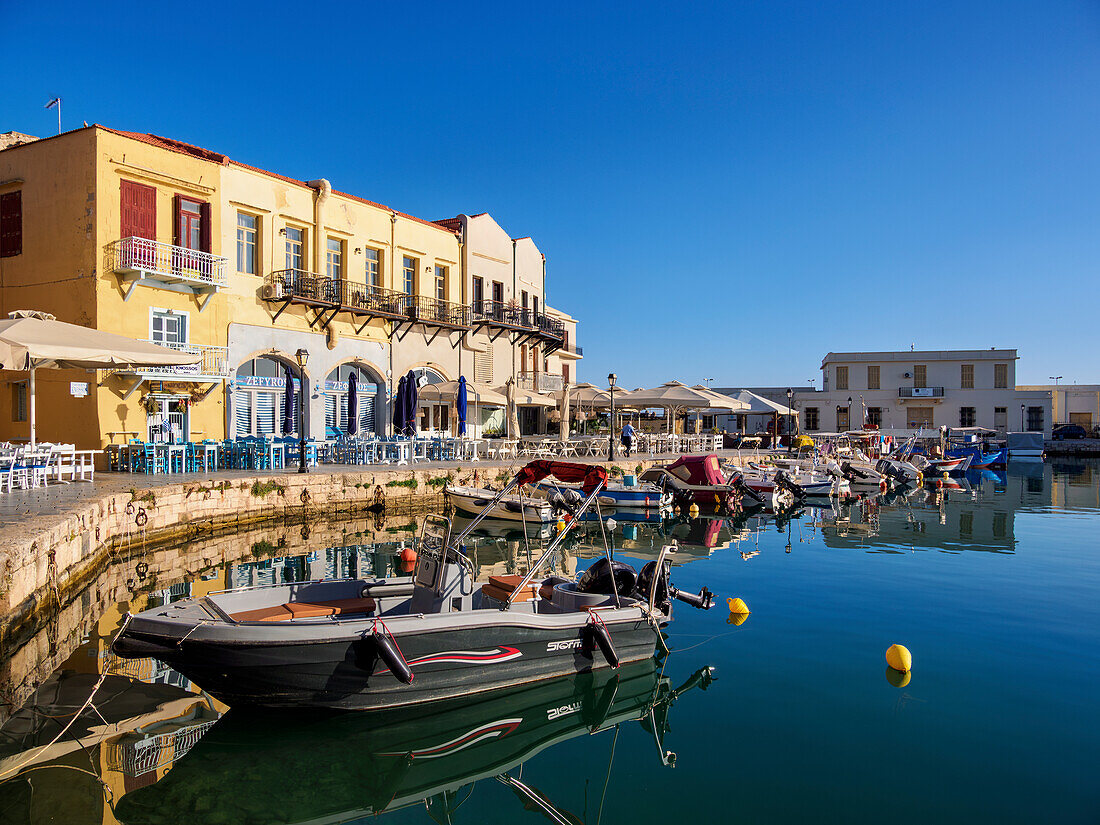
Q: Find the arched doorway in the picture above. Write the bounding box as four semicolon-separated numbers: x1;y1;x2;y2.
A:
411;367;448;433
324;363;385;437
232;355;304;437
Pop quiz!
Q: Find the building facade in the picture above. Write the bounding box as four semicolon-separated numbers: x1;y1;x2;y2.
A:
0;126;581;451
793;349;1052;436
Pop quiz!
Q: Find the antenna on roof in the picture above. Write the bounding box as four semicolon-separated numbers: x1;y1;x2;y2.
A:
45;98;61;135
910;343;914;352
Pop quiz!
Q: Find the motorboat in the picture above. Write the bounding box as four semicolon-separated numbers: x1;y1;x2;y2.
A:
444;484;555;523
111;461;715;711
113;657;715;825
735;461;850;498
530;476;674;510
638;454;768;511
922;454;973;475
945;427;1007;468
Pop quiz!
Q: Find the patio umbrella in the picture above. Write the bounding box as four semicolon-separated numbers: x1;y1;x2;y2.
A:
505;377;520;439
457;376;468;437
0;310;201;447
559;384;571;442
404;370;418;436
624;381;725;434
282;365;295;435
347;371;358;435
392;375;406;435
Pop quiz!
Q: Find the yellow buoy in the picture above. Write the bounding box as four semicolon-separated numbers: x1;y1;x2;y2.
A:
942;471;949;480
688;503;700;517
885;666;911;688
727;597;750;614
886;644;912;673
727;611;749;626
555;518;566;533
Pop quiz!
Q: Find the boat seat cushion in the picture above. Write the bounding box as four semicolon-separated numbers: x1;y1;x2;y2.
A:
482;578;538;603
231;597;376;622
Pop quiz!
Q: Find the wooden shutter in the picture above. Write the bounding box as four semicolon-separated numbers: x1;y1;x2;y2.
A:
0;191;22;257
199;202;211;253
120;180;155;240
172;195;182;247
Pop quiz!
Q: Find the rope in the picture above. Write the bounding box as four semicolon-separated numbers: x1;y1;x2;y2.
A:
0;613;133;783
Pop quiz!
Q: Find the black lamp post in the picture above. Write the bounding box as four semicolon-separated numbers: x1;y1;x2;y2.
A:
836;404;843;431
786;388;793;455
1020;403;1025;431
607;373;617;462
847;396;853;432
296;347;309;474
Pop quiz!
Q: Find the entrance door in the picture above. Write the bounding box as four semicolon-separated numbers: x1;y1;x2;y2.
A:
147;397;188;443
519;406;539;435
1069;412;1092;428
994;407;1007;432
907;406;934;428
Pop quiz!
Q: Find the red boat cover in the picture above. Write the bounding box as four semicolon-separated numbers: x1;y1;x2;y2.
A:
666;454;727;486
514;460;608;496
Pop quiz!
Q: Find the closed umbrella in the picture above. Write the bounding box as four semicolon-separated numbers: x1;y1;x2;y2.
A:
393;375;406;435
559;385;571;442
505;377;520;439
0;310;201;447
457;375;468;437
404;370;419;436
347;371;358;435
282;365;295;435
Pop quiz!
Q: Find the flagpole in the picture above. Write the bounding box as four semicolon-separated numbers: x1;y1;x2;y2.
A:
57;99;61;135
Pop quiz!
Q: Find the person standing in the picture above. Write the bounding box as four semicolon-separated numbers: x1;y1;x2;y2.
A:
621;422;636;457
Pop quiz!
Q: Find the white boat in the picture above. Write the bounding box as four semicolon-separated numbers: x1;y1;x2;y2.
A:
530;478;673;510
731;462;849;498
444;485;555;523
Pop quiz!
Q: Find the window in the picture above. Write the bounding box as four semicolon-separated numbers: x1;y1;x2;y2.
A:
907;406;934;428
959;406;976;427
11;381;26;422
472;276;484;307
961;364;974;389
1;191;23;257
1027;406;1044;432
867;365;879;390
532;295;539;317
914;365;927;388
867;407;882;427
233;357;300;437
995;363;1008;389
402;256;416;295
836;406;850;431
474;349;493;383
804;407;819;431
835;366;848;390
994;407;1007;432
365;248;381;289
492;281;504;304
521;290;528;309
236;213;258;274
562;364;570;384
151;310;187;346
435;265;447;301
176;198;205;251
326;238;343;279
120;181;155;241
285;227;304;272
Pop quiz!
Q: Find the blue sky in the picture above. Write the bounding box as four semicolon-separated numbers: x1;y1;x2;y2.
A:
4;0;1099;388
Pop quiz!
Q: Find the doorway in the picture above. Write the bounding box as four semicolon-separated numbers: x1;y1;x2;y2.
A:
520;406;540;435
147;396;188;443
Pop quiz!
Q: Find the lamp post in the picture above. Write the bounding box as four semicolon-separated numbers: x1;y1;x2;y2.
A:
295;348;309;474
1020;403;1025;432
607;373;617;462
836;404;843;431
847;396;852;432
786;387;793;455
1049;376;1062;386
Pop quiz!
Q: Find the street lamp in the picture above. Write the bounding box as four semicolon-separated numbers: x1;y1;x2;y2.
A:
703;377;714;387
608;373;617;462
1020;403;1025;431
847;396;853;432
786;388;793;455
295;348;309;474
1049;376;1062;386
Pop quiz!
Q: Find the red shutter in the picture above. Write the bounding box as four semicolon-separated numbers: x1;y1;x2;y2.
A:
120;180;155;240
172;195;182;247
199;202;211;253
0;191;22;258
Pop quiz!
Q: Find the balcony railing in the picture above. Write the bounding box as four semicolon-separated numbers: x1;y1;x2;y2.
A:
899;387;945;398
518;371;564;393
264;271;469;329
558;343;583;356
108;237;228;290
106;720;218;777
134;341;231;381
470;300;565;341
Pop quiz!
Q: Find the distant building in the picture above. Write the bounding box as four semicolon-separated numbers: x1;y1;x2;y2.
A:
1016;385;1099;430
793;349;1053;436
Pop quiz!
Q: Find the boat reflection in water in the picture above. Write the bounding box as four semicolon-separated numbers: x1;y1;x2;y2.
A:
114;656;715;825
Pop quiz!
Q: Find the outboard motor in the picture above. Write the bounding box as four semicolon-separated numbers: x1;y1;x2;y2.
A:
773;469;807;500
840;460;869;481
637;559;714;611
728;472;765;506
577;557;638;596
548;487;584;516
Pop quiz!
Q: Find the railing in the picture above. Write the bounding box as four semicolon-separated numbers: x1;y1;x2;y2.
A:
899;387;945;398
470;300;565;340
518;371;564;393
406;295;469;327
108;237;228;289
559;343;583;356
105;720;217;777
137;340;230;379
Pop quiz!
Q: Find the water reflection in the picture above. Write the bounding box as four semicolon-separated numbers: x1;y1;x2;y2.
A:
1;459;1097;824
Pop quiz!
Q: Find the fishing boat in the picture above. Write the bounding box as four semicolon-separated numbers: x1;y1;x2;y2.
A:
735;461;848;498
923;454;973;475
111;461;715;711
530;476;673;510
945;427;1007;468
638;454;771;510
114;657;715;825
444;484;555;523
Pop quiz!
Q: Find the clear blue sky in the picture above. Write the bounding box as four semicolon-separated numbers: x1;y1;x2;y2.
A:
4;0;1099;388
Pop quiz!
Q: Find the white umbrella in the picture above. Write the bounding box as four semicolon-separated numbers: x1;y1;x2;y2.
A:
505;378;521;439
559;385;571;442
0;311;201;447
623;381;733;433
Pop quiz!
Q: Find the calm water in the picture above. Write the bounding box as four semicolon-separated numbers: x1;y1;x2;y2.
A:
2;460;1099;824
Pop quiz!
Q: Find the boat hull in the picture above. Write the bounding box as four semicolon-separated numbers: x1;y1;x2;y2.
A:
113;610;660;711
445;487;554;523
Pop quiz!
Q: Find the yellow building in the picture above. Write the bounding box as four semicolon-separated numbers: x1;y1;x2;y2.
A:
0;125;581;455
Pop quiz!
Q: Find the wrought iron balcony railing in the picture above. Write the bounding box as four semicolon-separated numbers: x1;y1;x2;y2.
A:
406;295;469;328
470;300;566;340
108;237;228;290
518;371;564;393
134;341;231;380
898;387;945;398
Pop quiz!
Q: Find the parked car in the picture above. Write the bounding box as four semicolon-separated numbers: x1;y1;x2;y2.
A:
1052;423;1088;440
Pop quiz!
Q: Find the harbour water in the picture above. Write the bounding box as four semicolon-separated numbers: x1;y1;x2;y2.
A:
2;460;1098;824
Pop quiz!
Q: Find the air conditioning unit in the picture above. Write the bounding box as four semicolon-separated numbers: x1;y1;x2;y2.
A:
261;283;284;300
903;372;911;379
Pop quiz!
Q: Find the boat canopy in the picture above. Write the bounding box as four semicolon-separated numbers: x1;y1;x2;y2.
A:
665;454;726;486
514;460;608;496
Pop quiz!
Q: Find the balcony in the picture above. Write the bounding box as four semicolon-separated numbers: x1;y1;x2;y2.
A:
899;387;945;398
263;271;469;336
557;343;583;358
470;300;566;351
108;237;228;308
518;371;564;393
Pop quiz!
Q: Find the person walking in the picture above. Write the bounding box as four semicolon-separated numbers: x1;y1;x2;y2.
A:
621;421;636;457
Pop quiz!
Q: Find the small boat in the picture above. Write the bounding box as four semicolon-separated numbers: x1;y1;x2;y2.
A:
736;461;848;498
946;426;1007;468
638;455;768;510
923;454;973;475
530;477;673;510
444;484;555;523
111;460;715;711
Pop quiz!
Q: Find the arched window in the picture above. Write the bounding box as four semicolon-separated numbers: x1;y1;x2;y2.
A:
233;356;301;437
325;364;383;437
411;368;448;433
